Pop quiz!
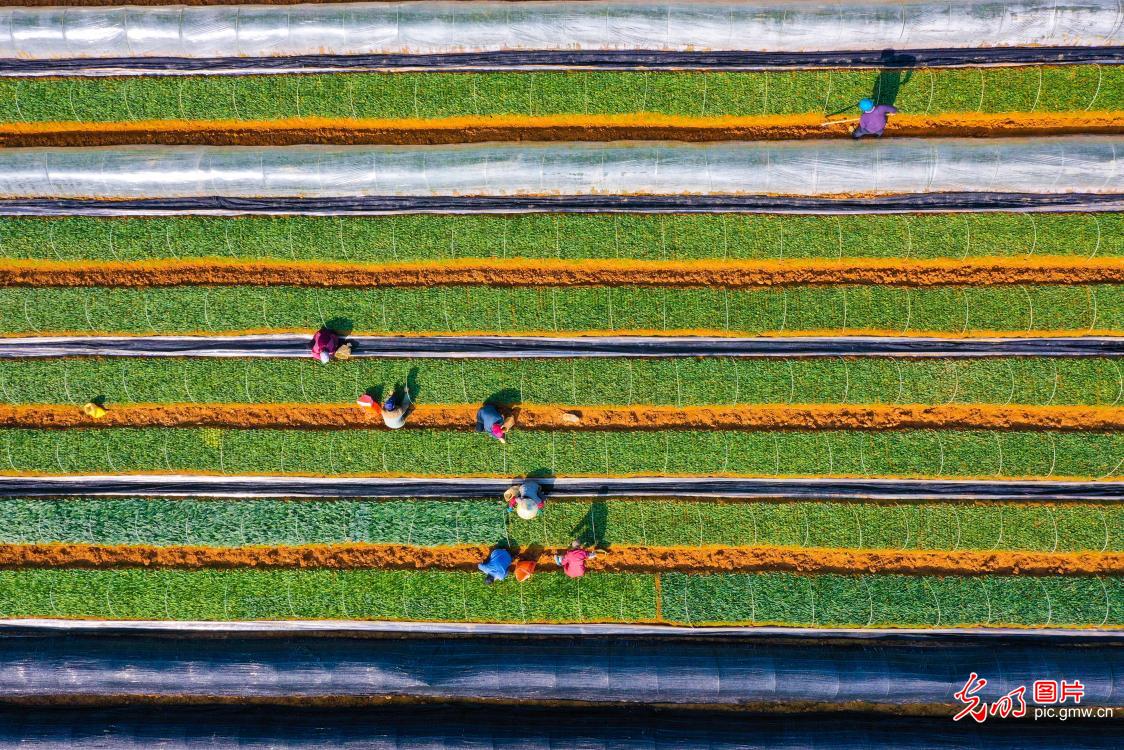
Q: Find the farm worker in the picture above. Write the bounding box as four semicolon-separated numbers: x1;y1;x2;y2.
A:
514;559;536;582
310;328;352;364
475;403;515;443
478;547;513;584
380;385;413;429
81;401;107;419
504;480;545;520
310;328;340;363
852;98;898;139
555;540;597;579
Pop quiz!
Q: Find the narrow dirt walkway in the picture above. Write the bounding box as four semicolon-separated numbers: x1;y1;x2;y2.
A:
3;112;1123;147
1;542;1119;576
4;402;1123;431
2;256;1121;288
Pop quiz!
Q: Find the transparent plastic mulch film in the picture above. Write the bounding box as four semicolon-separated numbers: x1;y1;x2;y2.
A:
0;139;1121;200
0;1;1121;60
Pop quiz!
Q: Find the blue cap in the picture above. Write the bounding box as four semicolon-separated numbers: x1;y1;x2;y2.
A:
383;397;397;411
859;98;875;113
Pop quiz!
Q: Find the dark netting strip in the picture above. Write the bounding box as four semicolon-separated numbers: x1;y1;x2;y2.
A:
0;475;1118;501
0;631;1120;706
0;193;1121;216
2;46;1123;76
1;334;1121;359
0;706;1117;749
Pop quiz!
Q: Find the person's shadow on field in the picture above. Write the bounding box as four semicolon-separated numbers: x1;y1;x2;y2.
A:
872;49;916;106
571;500;609;549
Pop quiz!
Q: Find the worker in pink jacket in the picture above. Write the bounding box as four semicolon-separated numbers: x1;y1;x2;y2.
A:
555;540;597;578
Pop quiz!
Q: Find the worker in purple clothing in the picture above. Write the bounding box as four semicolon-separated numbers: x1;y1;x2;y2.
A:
852;98;898;139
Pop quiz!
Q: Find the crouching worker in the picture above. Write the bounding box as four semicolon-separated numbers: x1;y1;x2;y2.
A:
475;402;516;443
380;385;413;429
852;98;898;139
504;479;545;521
478;546;513;584
310;327;352;364
555;540;597;579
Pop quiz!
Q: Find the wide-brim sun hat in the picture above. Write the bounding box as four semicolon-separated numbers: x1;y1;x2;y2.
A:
516;499;540;520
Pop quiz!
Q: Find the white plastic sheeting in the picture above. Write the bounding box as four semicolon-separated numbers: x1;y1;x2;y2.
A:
0;138;1120;199
0;1;1122;61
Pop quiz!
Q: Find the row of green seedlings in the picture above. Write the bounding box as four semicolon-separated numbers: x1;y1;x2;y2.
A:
1;285;1115;335
2;214;1121;262
0;67;1113;123
0;569;1118;627
0;497;1119;552
3;428;1120;478
3;356;1120;407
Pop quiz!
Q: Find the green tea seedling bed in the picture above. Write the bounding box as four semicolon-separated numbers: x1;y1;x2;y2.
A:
661;572;1122;626
0;569;1116;626
0;67;1115;123
3;213;1121;262
1;285;1113;335
3;357;1120;408
3;428;1119;478
0;498;1118;553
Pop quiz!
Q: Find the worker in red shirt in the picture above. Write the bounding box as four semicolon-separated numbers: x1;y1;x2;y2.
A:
555;540;597;578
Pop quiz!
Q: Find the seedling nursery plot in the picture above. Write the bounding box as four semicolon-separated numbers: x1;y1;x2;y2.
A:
0;1;1122;746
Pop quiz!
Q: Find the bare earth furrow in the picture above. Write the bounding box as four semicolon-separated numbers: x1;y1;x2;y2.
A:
1;542;1120;576
3;403;1122;431
1;257;1121;288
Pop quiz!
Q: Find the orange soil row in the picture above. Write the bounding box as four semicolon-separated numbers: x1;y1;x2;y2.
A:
2;542;1121;576
6;402;1123;432
3;256;1121;289
4;112;1124;147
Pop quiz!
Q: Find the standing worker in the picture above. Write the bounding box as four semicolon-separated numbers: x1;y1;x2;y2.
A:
476;402;516;443
555;540;597;579
852;98;898;139
478;546;513;584
504;479;545;520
